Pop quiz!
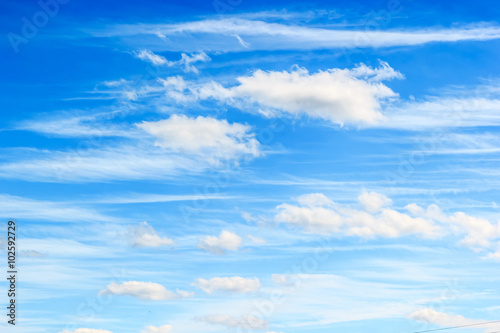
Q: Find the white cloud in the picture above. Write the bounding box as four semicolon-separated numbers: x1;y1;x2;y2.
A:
0;194;115;222
129;222;175;247
101;281;193;301
408;308;482;328
197;315;268;330
61;330;111;333
135;49;169;66
141;325;172;333
275;192;441;238
192;276;260;294
449;212;500;248
275;192;500;258
137;115;260;165
134;49;210;73
358;191;392;213
381;80;500;129
296;193;334;207
247;235;266;244
150;63;401;126
198;230;243;255
0;145;203;182
0;114;261;182
93;19;500;52
229;63;400;126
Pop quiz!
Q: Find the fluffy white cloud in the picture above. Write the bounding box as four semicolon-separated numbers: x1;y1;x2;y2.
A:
275;192;441;238
197;315;268;330
151;63;401;126
275;192;500;258
141;325;172;333
198;230;243;255
101;281;193;301
229;63;400;126
129;222;175;247
192;276;260;294
60;329;113;333
358;191;392;213
449;212;500;248
137;115;260;165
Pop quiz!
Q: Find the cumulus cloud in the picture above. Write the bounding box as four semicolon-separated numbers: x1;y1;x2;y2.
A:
228;63;401;126
101;281;193;301
137;115;260;165
192;276;260;294
151;63;401;126
449;212;500;248
197;230;243;255
141;325;172;333
197;315;268;330
358;191;392;213
274;192;500;258
134;49;210;73
60;329;113;333
129;222;175;247
275;192;441;238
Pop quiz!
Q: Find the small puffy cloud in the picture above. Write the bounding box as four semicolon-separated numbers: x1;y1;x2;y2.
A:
192;276;260;294
275;191;441;238
408;308;480;328
141;325;172;333
229;63;401;126
198;230;242;255
137;115;260;165
101;281;193;301
197;315;268;330
358;190;392;213
129;222;175;248
60;329;113;333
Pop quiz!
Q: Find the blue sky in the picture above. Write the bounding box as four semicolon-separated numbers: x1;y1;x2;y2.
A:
1;0;500;333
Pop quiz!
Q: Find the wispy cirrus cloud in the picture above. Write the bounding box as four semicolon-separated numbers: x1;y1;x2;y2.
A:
0;115;261;182
88;19;500;52
133;49;210;73
0;194;116;222
196;314;268;330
